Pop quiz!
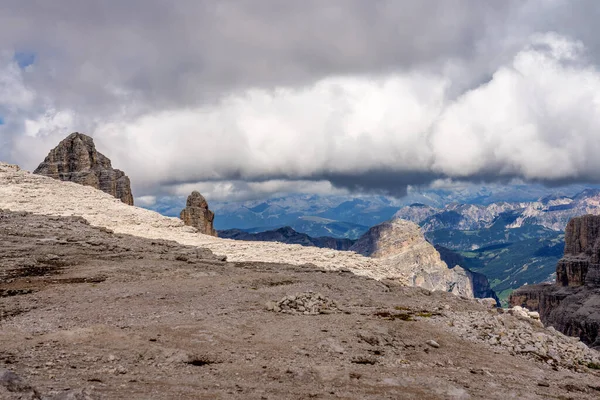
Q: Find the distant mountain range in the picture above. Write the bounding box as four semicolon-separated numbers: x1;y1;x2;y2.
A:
218;226;356;250
211;195;398;238
141;184;600;304
394;189;600;303
142;183;600;239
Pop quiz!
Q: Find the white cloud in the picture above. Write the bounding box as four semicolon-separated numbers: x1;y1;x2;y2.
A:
168;180;348;203
53;33;598;198
3;2;600;200
134;195;157;207
430;33;600;180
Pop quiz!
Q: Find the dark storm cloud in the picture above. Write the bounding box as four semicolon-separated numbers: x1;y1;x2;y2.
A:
0;0;516;112
4;1;600;201
323;171;444;198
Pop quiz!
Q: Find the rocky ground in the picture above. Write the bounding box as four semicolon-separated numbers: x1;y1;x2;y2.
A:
0;163;383;280
2;210;600;399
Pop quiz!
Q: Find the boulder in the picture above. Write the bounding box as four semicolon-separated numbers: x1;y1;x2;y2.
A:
34;133;133;205
180;191;217;236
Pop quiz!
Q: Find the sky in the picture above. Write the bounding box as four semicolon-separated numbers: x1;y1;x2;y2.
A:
2;1;600;204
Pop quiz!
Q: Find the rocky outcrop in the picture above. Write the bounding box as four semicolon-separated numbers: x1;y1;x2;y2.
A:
218;226;355;250
34;132;134;205
510;214;600;348
435;245;500;304
349;218;480;298
180;191;217;236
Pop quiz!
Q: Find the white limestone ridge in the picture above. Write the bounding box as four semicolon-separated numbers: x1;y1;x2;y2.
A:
0;162;471;295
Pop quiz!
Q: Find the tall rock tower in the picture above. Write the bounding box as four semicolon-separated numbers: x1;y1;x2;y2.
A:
180;191;218;237
34;132;134;205
510;214;600;348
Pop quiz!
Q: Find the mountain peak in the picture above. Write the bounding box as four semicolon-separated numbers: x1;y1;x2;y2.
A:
33;132;134;205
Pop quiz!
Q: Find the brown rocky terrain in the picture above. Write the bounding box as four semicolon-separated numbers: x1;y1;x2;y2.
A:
180;191;217;237
2;209;600;399
33;133;134;205
510;215;600;348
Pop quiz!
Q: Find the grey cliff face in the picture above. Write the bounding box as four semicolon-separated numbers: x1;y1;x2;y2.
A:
349;218;483;299
33;132;134;205
180;191;217;237
510;214;600;348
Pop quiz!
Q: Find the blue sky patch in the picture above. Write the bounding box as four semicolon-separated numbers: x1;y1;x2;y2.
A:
14;51;35;68
0;116;4;125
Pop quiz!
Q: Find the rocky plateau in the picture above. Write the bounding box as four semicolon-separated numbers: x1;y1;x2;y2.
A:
1;161;600;398
1;209;600;399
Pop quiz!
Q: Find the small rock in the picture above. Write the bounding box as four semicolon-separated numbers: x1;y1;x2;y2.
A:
527;311;540;320
425;340;440;348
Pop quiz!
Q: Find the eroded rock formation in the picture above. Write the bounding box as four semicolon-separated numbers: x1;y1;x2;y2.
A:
34;132;134;205
349;218;492;299
180;191;217;236
510;214;600;348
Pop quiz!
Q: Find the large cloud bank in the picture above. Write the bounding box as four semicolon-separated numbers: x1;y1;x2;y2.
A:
2;1;600;201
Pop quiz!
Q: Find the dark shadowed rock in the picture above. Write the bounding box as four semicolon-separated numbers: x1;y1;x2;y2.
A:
435;245;500;305
510;214;600;348
0;369;41;399
180;191;217;236
33;133;133;205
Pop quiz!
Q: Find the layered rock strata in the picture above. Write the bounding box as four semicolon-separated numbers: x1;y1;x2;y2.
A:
180;191;217;236
350;218;492;299
510;214;600;348
34;132;134;205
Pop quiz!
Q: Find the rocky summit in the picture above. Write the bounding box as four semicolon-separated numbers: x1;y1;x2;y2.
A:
180;191;217;236
510;214;600;349
349;218;494;299
34;132;134;205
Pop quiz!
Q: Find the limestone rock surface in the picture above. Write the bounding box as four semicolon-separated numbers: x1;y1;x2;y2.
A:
350;218;479;298
33;132;133;205
2;209;600;398
180;191;217;236
510;214;600;348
